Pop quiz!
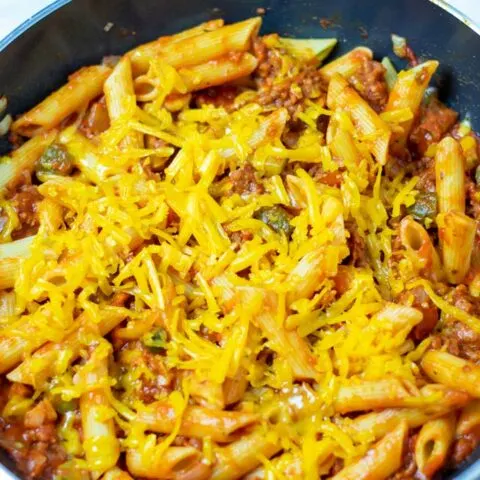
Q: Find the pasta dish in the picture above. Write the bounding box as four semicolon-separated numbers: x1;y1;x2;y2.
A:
0;15;479;480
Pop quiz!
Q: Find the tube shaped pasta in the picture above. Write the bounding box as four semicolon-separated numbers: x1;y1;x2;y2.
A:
105;57;136;121
400;216;443;280
437;211;476;284
80;351;120;474
319;47;373;81
349;388;469;442
211;431;281;480
328;126;361;170
0;131;57;190
129;17;261;75
332;421;407;480
327;73;391;165
7;307;128;386
244;453;303;480
457;399;480;436
385;61;439;145
220;108;289;160
179;53;258;93
223;369;249;406
435;136;466;214
173;462;212;480
0;235;34;290
104;56;142;148
255;309;319;380
12;66;112;136
127;19;224;73
415;414;456;478
101;467;134;480
422;351;480;398
136;401;258;442
126;446;202;479
335;378;413;413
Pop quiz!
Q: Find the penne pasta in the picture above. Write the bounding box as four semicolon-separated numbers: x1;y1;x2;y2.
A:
187;373;225;409
255;307;319;380
385;60;439;146
0;130;57;190
179;53;258;93
223;369;249;406
0;235;34;289
126;446;202;479
328;125;361;170
7;294;129;385
101;467;134;480
2;16;480;480
211;431;281;480
12;66;111;136
437;210;476;284
349;388;469;442
221;108;289;160
126;19;225;75
335;378;413;413
457;399;480;437
415;414;456;478
319;47;373;81
332;421;407;480
244;452;303;480
136;401;259;442
327;73;391;164
129;17;261;75
104;56;142;148
400;216;443;280
422;351;480;398
435;136;466;214
80;349;120;475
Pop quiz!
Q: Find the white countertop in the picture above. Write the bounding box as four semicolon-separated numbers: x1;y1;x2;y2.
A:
0;0;479;42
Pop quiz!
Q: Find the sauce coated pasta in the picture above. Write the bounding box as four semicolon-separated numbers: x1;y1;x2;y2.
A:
0;16;479;480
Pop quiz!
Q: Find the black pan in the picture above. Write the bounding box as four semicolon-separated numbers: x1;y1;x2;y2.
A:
0;0;479;478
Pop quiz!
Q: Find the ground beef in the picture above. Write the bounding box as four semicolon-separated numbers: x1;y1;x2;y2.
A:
431;285;480;362
79;97;110;138
466;178;480;222
194;85;240;110
414;156;436;193
253;37;327;117
227;229;254;245
8;185;43;240
452;432;480;466
389;433;418;480
229;163;264;195
308;164;343;187
119;342;173;404
0;399;66;479
409;98;458;157
397;286;439;342
349;59;389;113
344;220;367;267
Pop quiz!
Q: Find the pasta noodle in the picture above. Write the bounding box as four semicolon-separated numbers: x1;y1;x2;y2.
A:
0;15;479;480
12;66;111;136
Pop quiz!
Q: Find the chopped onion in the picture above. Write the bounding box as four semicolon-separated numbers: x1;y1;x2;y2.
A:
0;114;12;136
0;96;6;115
391;34;407;58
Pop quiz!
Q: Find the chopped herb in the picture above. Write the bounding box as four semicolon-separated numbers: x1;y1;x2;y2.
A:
36;144;74;177
475;165;480;185
55;399;77;414
391;34;407;58
407;192;437;222
381;57;398;91
143;328;167;352
255;205;293;237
